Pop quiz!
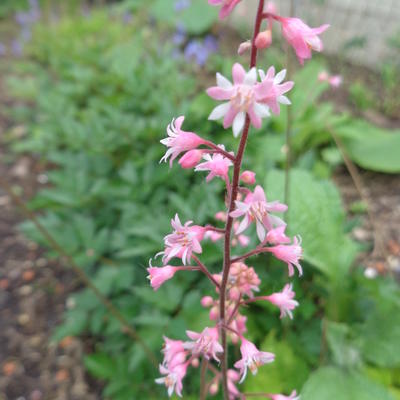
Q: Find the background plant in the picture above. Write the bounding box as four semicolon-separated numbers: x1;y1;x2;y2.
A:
2;1;400;399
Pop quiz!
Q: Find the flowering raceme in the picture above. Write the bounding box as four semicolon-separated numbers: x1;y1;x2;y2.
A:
148;0;330;398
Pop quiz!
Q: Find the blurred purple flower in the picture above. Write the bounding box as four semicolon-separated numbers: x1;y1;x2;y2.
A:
173;24;187;46
122;11;133;24
11;40;23;57
174;0;191;12
184;35;218;66
21;28;32;42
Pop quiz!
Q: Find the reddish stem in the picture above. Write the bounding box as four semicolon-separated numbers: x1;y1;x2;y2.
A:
219;1;265;399
230;247;270;263
192;254;221;289
203;140;236;161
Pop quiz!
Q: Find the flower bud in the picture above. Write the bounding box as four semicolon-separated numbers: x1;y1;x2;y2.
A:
215;211;226;221
255;29;272;49
240;170;256;185
237;41;251;55
201;296;214;307
191;357;200;368
209;381;219;395
178;149;203;169
210;306;219;320
266;1;277;14
229;286;241;301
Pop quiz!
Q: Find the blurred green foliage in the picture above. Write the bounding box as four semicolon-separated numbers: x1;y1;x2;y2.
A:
4;4;400;400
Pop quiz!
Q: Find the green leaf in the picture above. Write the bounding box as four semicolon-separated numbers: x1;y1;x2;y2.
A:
265;169;358;280
357;305;400;368
84;353;116;379
243;332;309;395
301;366;395;400
335;120;400;173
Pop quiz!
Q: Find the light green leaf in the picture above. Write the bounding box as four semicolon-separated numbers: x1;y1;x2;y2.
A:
265;169;358;279
301;366;395;400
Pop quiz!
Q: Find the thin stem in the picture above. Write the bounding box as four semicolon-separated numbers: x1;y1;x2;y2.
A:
203;140;236;161
226;296;242;325
205;225;225;234
284;0;296;214
329;129;386;259
220;2;265;398
0;176;158;366
192;254;220;288
200;358;209;400
231;247;270;263
241;393;271;398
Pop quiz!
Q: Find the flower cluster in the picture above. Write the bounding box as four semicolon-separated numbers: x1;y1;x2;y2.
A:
149;1;330;398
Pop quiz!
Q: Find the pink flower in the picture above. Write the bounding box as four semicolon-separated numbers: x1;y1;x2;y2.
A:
162;337;187;368
280;17;329;65
234;338;275;382
240;170;256;185
227;369;241;399
258;67;294;114
264;284;299;319
255;29;272;49
270;390;300;400
155;363;187;397
160;116;205;166
195;145;233;182
266;226;291;245
230;185;287;242
147;263;179;290
230;262;261;298
178;149;204;169
318;71;342;88
268;236;303;276
184;327;223;362
208;0;242;19
161;214;203;265
207;63;271;137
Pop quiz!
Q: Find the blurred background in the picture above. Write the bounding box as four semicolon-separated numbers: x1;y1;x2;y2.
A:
0;0;399;399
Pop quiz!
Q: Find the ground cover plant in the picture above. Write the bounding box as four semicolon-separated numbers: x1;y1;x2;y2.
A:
2;0;400;399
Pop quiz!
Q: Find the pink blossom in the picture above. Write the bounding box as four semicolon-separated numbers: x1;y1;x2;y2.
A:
270;390;300;400
208;0;242;19
268;236;303;276
264;283;299;319
207;63;272;137
240;170;256;185
230;185;287;242
266;225;291;245
258;67;294;114
238;40;251;55
280;17;329;65
318;71;342;88
155;363;187;397
227;369;241;399
162;337;187;368
195;145;233;182
160;116;205;166
234;338;275;382
230;262;261;298
184;327;223;362
178;149;204;169
161;214;203;265
147;263;179;290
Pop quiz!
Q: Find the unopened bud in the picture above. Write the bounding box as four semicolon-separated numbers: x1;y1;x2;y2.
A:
201;296;214;307
210;306;219;320
215;211;226;221
238;40;251;55
266;1;277;14
179;149;203;169
229;287;241;301
209;381;219;395
240;170;256;185
255;30;272;49
191;358;200;368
